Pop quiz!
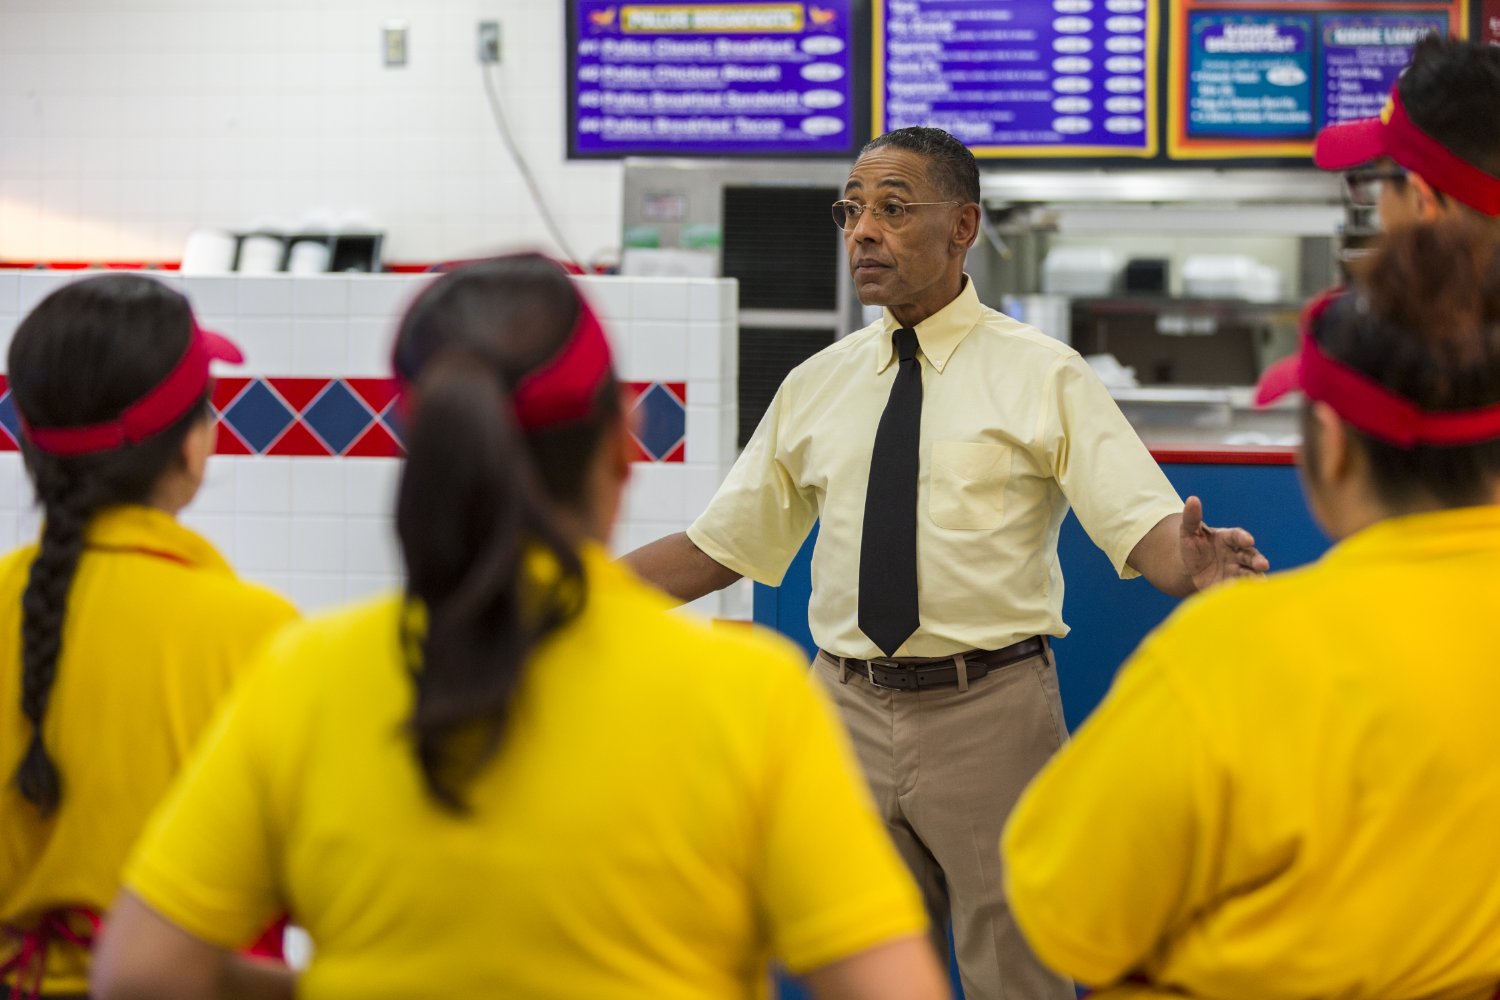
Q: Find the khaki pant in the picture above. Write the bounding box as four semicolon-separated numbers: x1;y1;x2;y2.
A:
815;645;1075;1000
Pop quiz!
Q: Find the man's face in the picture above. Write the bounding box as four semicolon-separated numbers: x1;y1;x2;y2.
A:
841;146;968;325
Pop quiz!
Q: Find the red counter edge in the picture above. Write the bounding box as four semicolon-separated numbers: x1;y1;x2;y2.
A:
1150;447;1295;466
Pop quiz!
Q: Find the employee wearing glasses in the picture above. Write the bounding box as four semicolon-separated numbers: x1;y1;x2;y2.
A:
1323;36;1500;227
625;126;1268;1000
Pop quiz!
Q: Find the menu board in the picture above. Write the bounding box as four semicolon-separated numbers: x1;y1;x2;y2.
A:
874;0;1160;158
1170;0;1465;158
568;1;857;157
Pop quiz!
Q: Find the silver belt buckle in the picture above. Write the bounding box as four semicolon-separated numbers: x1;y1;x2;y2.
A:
864;658;901;689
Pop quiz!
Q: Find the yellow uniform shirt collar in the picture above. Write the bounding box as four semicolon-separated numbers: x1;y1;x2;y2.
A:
875;275;983;376
1323;505;1500;566
84;505;234;576
410;540;634;628
523;539;625;590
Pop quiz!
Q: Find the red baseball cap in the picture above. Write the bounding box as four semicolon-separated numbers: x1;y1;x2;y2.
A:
1314;85;1500;216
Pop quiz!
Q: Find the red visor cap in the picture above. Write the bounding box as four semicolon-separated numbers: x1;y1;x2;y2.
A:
19;321;243;456
1255;288;1500;447
1314;85;1500;216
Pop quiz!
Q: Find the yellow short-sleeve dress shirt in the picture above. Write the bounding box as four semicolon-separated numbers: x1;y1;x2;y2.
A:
0;506;297;995
688;277;1182;659
124;545;926;1000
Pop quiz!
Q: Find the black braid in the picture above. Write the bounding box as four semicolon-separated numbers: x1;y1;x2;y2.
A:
16;465;97;816
7;272;208;818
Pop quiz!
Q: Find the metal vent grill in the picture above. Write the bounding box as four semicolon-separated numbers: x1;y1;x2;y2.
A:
722;186;842;311
737;326;834;448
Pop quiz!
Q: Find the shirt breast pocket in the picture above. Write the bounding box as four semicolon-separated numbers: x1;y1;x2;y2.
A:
928;441;1012;530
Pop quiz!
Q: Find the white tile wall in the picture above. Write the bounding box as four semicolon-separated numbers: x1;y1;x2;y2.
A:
347;318;395;377
0;0;621;266
624;322;689;382
0;271;744;619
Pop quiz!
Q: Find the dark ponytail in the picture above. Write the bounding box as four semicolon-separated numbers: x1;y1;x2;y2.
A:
393;255;618;811
8;274;209;816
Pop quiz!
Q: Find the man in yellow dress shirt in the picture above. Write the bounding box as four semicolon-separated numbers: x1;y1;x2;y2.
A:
625;126;1268;1000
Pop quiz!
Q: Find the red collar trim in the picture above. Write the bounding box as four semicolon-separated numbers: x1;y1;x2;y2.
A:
84;542;194;567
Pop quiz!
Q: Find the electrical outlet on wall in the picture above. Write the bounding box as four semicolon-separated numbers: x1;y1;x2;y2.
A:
478;20;500;64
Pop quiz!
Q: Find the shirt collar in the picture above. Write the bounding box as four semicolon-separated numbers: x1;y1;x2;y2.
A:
525;539;652;606
1322;505;1500;567
83;505;234;575
874;274;983;376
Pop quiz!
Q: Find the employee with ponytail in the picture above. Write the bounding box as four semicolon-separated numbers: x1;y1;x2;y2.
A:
1;274;297;999
92;254;946;1000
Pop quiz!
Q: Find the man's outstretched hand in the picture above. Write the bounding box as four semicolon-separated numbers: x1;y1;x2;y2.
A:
1178;495;1270;591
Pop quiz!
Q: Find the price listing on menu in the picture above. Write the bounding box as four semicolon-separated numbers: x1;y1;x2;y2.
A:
1320;13;1450;124
875;0;1158;157
570;1;855;157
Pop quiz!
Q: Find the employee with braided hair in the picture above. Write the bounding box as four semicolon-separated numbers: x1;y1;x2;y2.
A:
0;274;297;999
92;254;945;1000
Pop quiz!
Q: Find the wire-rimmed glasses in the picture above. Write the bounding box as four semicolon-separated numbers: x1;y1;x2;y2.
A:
832;199;962;231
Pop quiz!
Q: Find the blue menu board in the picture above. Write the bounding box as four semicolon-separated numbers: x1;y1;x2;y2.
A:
1321;13;1451;124
874;0;1158;158
1186;13;1314;138
569;1;856;157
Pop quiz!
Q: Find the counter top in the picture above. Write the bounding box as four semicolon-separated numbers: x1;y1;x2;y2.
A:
1108;383;1300;450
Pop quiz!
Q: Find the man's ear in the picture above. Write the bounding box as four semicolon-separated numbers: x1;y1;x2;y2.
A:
952;203;981;255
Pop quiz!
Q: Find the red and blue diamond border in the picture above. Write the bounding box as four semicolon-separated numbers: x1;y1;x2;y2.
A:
0;376;686;462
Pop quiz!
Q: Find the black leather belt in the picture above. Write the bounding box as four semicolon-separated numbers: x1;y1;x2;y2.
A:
824;636;1047;691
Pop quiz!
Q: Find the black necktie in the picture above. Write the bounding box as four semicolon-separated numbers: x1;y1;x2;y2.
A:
858;327;922;657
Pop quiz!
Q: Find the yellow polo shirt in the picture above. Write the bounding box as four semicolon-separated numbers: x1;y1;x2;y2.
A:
1;506;297;995
689;277;1181;659
125;545;926;999
1003;506;1500;1000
